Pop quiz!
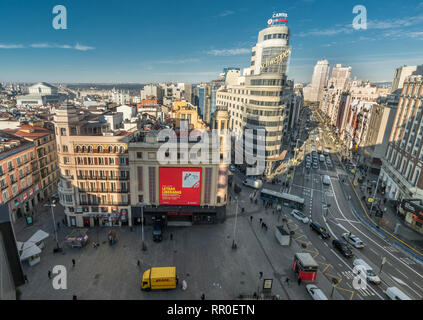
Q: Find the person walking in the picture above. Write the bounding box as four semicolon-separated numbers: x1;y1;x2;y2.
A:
259;271;263;279
72;259;75;268
285;277;290;287
259;218;262;225
24;275;28;283
250;216;253;223
201;293;205;300
170;233;173;241
137;260;141;267
57;222;60;230
48;270;52;279
298;277;302;286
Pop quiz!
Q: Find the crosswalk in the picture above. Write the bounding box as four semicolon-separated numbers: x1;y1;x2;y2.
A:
302;187;312;198
340;271;375;297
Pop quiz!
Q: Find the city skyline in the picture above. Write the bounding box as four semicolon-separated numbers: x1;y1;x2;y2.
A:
1;0;423;83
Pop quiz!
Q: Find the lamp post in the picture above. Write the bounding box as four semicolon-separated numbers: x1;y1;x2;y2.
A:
141;204;147;251
232;197;239;249
369;174;381;218
46;199;60;250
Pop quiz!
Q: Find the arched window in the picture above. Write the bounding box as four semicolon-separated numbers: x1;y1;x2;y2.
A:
88;146;93;153
108;146;113;153
82;146;87;153
114;146;119;153
98;145;103;153
120;146;125;153
76;146;81;152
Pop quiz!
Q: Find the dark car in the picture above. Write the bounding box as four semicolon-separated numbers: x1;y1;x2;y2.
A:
152;220;163;242
332;239;353;258
310;222;330;239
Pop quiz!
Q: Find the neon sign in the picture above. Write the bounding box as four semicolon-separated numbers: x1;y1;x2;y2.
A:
261;48;291;69
267;12;288;26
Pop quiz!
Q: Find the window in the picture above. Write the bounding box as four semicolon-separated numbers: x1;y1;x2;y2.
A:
119;157;126;165
109;158;115;165
60;128;66;136
63;157;69;164
108;146;113;153
120;146;125;153
137;152;143;159
88;146;93;153
98;158;104;165
3;192;9;201
98;146;103;152
63;145;68;152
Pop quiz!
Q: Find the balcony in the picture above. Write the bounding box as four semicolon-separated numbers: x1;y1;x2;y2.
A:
79;201;129;206
77;175;129;181
79;188;129;193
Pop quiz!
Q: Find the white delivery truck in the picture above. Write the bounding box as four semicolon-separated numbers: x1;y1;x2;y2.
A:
243;178;263;189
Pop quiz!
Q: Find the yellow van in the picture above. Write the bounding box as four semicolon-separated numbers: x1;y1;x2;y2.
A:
141;266;177;291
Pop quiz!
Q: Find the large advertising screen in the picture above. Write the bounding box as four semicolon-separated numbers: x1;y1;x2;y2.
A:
159;167;202;205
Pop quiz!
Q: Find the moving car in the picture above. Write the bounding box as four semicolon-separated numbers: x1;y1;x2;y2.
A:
310;221;330;239
384;287;412;300
243;178;263;189
332;239;353;258
342;233;364;248
322;175;331;185
290;209;310;224
353;259;381;284
141;266;178;291
306;284;328;300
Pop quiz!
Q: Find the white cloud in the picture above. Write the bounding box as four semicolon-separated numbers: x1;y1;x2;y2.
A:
156;58;200;64
0;43;24;49
207;48;250;56
217;10;235;17
30;43;94;51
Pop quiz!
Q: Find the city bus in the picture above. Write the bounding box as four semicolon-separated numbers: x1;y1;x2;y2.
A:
260;188;305;210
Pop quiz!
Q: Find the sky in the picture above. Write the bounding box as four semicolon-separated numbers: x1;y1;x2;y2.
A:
0;0;423;84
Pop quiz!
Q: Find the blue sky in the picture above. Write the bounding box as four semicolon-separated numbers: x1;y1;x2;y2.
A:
0;0;423;84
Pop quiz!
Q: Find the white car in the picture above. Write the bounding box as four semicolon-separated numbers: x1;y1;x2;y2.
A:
306;284;328;300
290;209;310;224
342;232;364;248
353;258;381;284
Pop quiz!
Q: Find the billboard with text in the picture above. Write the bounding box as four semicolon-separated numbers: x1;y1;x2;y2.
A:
159;167;202;205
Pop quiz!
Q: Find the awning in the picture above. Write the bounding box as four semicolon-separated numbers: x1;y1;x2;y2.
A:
27;229;49;244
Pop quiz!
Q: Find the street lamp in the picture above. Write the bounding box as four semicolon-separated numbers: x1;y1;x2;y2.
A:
141;204;147;251
369;174;381;219
232;197;239;249
45;199;61;251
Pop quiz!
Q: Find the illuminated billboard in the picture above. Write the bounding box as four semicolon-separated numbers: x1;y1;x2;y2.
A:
159;167;202;205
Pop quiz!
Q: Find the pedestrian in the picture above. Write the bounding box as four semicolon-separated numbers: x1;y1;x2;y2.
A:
201;293;205;300
298;277;302;286
48;270;52;279
259;218;262;225
72;259;75;267
253;292;257;299
242;207;245;213
170;233;173;240
57;222;60;230
250;216;253;223
137;260;141;266
24;275;28;283
285;277;290;286
259;271;263;279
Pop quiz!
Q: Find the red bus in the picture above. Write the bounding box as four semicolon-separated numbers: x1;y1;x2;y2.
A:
293;253;318;281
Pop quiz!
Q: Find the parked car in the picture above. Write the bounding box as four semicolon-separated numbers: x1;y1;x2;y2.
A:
322;175;331;185
313;162;319;169
353;258;381;284
229;164;236;172
306;284;328;300
290;209;310;224
332;239;353;258
342;233;364;248
310;221;330;239
306;162;311;169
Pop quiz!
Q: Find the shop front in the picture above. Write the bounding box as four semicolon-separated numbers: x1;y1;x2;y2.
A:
399;199;423;234
131;205;225;226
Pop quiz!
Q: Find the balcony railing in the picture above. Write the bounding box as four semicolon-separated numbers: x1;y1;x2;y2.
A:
79;201;129;206
77;175;129;181
79;188;129;193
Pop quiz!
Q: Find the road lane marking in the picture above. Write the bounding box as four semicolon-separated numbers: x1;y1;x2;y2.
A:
413;282;423;292
329;177;423;283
